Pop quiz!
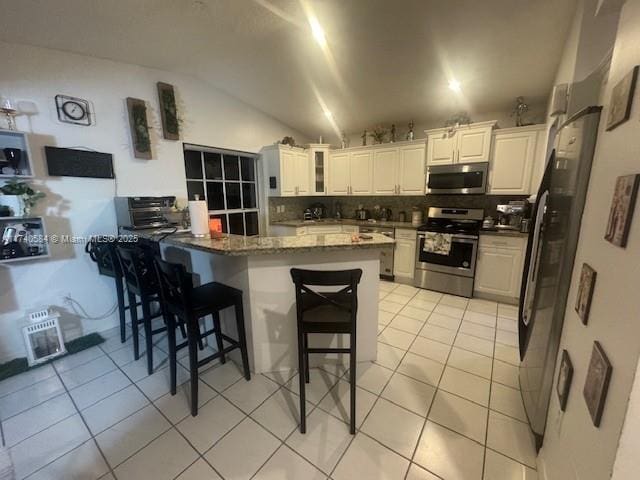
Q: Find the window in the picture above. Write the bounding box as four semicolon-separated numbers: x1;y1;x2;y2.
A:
184;145;260;236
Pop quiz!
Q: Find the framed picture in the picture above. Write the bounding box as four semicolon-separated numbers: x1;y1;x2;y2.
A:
583;341;612;427
126;97;152;159
557;349;573;411
604;174;640;247
575;263;597;325
606;65;638;130
157;82;179;140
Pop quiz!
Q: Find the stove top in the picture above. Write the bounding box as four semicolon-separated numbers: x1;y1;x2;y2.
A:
417;207;484;235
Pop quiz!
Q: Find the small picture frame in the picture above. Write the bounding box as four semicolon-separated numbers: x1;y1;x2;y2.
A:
606;65;638;131
604;174;640;248
157;82;179;140
557;349;573;411
575;263;597;325
583;341;612;427
126;97;152;159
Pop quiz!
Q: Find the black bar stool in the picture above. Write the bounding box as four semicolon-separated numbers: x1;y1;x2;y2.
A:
116;244;167;375
154;256;251;416
85;237;137;343
290;268;362;434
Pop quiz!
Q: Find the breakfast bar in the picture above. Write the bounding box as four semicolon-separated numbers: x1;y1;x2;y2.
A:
160;232;394;373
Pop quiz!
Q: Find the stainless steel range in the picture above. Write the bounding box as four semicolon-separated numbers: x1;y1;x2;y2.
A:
414;207;484;297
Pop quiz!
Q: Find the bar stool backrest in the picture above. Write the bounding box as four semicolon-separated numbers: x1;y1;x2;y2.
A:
154;257;194;320
85;237;121;278
116;245;157;296
290;268;363;323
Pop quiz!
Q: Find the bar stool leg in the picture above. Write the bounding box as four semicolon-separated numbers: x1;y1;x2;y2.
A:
212;312;226;364
129;291;140;361
167;313;177;395
234;298;251;381
349;333;357;435
298;327;307;434
115;276;126;343
141;296;154;375
303;333;310;383
188;324;199;416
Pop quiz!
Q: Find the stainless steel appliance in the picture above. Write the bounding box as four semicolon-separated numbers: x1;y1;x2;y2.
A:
114;196;176;230
426;162;489;194
496;201;529;230
414;207;484;297
519;106;602;448
359;225;394;279
355;205;370;221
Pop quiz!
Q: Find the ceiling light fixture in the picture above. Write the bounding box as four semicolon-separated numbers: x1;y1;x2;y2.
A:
448;79;462;92
309;16;327;47
324;109;333;118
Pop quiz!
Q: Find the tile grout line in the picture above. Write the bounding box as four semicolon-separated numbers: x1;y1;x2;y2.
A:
481;312;498;480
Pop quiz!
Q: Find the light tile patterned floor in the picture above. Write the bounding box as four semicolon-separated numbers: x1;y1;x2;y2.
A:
1;282;538;480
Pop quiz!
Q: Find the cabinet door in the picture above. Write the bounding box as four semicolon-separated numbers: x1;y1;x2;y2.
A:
327;152;350;195
489;131;536;195
427;133;455;165
311;148;328;195
456;126;492;163
474;246;521;296
280;149;297;196
372;148;399;195
349;150;373;195
295;151;311;195
393;238;416;278
399;145;426;195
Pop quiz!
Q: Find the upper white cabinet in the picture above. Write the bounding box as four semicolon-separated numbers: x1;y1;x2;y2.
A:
371;142;426;195
349;150;374;195
327;151;351;195
309;144;330;196
488;124;547;195
263;144;311;197
425;121;496;166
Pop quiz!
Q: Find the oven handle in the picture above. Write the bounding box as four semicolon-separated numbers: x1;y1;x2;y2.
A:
417;232;478;242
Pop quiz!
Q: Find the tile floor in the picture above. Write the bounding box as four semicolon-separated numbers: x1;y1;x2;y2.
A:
0;281;537;480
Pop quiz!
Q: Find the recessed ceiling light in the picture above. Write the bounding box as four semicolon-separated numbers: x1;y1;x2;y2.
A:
309;17;327;47
448;79;462;92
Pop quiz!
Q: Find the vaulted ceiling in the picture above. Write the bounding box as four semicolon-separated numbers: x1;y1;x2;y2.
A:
0;0;576;139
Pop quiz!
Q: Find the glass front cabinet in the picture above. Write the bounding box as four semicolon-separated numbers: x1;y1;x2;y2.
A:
309;144;330;195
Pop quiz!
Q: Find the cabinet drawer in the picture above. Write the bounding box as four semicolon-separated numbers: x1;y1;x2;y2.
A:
395;228;417;240
479;235;526;250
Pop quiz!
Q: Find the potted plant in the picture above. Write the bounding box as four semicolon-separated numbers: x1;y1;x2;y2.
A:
0;179;45;216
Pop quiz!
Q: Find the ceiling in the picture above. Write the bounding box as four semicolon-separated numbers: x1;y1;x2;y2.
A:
0;0;577;139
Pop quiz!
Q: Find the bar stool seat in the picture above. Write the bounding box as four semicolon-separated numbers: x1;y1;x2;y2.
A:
299;293;353;332
190;282;242;316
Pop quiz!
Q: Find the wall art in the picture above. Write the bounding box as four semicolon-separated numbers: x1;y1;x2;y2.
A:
583;341;612;427
606;65;637;130
604;174;640;247
557;349;573;412
126;97;152;159
575;263;597;325
157;82;179;140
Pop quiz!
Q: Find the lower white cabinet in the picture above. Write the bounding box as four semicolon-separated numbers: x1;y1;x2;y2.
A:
393;229;417;279
474;235;526;300
269;224;358;236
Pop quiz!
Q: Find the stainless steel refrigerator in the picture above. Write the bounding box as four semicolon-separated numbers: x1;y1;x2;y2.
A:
518;106;602;448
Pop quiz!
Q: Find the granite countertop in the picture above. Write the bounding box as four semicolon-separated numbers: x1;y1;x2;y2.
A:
272;219;419;229
479;228;529;238
163;232;394;256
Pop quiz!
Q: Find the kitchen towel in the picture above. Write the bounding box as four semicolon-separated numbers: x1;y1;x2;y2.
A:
188;200;209;237
423;232;452;255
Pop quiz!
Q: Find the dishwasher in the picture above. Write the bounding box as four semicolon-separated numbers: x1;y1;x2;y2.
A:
359;225;395;280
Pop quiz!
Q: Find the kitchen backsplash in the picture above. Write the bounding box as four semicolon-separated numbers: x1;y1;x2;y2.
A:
268;194;530;222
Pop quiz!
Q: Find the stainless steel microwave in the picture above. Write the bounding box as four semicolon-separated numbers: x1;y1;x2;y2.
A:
426;162;489;194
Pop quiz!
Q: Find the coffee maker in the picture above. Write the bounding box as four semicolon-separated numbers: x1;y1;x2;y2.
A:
496;201;529;230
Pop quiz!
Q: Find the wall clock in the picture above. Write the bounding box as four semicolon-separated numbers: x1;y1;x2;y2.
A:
55;94;93;126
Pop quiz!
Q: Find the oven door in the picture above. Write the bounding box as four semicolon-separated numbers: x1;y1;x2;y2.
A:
426;163;488;194
415;233;478;278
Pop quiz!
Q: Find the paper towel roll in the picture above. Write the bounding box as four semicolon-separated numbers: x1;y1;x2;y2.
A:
188;200;209;237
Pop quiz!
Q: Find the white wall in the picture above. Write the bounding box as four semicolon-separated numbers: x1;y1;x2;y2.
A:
537;1;640;479
0;41;307;362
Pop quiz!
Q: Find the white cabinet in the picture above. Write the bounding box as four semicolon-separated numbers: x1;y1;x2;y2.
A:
371;143;426;195
474;235;526;301
398;144;426;194
327;150;373;195
488;125;547;195
425;121;496;166
309;144;330;196
393;229;417;280
263;145;311;197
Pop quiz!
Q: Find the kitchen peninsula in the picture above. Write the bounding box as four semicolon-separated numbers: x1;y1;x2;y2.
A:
158;232;394;373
